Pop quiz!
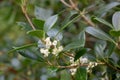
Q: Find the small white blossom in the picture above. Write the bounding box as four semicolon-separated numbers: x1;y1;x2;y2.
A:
52;40;58;46
52;47;58;56
40;48;50;57
70;68;77;75
45;37;52;48
80;57;88;64
87;62;98;73
58;46;63;52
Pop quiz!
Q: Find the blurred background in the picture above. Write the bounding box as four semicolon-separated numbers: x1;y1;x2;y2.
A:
0;0;120;80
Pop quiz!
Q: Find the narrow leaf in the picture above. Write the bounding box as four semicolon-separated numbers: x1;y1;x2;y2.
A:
18;50;44;62
78;31;86;47
93;17;113;28
27;30;45;38
63;41;84;51
44;15;58;32
86;27;115;44
112;11;120;31
8;43;37;53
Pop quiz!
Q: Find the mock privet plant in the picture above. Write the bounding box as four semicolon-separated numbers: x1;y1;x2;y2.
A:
9;0;120;80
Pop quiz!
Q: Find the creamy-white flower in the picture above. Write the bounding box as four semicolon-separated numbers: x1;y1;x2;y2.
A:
40;48;50;57
70;68;77;75
45;37;52;48
52;40;58;46
80;57;88;64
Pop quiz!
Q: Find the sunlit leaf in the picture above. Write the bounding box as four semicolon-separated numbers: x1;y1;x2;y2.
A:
47;28;63;40
86;27;115;44
112;11;120;31
34;6;53;21
27;30;45;38
44;15;58;32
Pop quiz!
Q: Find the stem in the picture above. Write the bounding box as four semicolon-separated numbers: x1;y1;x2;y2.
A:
80;12;95;27
21;5;36;30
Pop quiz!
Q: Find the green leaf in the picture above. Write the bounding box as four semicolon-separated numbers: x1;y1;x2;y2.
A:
8;43;37;53
34;6;53;21
93;17;113;29
56;15;80;36
64;31;85;51
60;70;71;80
110;30;120;37
17;22;31;30
105;42;115;57
32;18;44;30
47;28;63;40
94;40;106;58
74;48;87;61
63;41;84;51
86;27;116;44
112;11;120;31
75;67;87;80
44;15;58;32
98;2;120;17
27;30;45;38
78;31;86;46
18;50;44;62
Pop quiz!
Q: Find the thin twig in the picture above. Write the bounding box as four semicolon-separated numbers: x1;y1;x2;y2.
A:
21;4;36;30
60;0;71;8
60;0;95;27
80;11;95;27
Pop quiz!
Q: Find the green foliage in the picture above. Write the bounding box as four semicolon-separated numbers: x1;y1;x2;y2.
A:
75;67;87;80
1;0;120;80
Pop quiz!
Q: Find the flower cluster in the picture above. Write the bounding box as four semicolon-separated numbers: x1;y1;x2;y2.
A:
69;56;89;75
87;62;98;73
40;37;63;57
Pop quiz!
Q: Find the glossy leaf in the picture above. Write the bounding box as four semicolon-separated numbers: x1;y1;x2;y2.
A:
112;11;120;31
18;50;44;62
8;43;37;53
27;30;45;39
32;18;44;30
78;31;86;47
47;28;63;40
74;48;87;61
93;17;113;29
44;15;58;32
75;67;87;80
63;41;84;51
110;30;120;37
34;6;53;21
86;27;115;44
98;2;120;17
